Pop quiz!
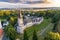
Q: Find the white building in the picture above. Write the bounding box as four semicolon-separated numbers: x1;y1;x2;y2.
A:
0;20;2;29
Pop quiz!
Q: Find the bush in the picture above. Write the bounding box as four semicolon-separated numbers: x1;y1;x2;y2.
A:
44;32;60;40
4;24;18;40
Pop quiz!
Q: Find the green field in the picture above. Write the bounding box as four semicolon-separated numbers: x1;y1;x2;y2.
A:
25;18;51;39
38;23;54;40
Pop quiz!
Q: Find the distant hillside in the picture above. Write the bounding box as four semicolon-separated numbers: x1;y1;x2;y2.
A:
0;7;60;10
0;8;16;10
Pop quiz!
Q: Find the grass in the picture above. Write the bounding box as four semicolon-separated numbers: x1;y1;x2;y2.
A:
25;18;51;38
38;23;54;40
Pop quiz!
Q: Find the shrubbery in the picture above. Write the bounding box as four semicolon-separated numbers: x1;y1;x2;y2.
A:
44;32;60;40
4;24;19;40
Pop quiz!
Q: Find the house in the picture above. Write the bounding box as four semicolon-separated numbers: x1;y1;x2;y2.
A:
2;21;9;29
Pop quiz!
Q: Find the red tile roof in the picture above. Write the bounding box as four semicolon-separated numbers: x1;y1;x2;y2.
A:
0;29;3;37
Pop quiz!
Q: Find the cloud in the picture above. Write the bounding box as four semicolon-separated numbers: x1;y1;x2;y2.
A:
0;2;30;8
0;1;60;9
6;0;20;3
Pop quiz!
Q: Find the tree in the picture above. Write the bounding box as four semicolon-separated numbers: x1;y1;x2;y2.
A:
9;17;17;26
52;13;60;23
4;24;17;40
51;13;60;32
0;10;4;16
53;21;60;33
23;30;29;40
44;32;60;40
32;30;38;40
53;22;58;31
5;10;11;16
45;10;55;19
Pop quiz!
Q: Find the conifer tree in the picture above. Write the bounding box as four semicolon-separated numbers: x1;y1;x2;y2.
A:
32;30;38;40
23;30;29;40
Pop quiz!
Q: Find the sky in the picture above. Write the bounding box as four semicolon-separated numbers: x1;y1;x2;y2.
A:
0;0;47;3
0;0;19;3
53;0;60;3
0;0;44;1
0;0;60;8
0;0;60;3
0;0;4;1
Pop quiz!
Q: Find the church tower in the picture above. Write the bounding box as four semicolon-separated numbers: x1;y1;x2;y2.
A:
17;10;25;34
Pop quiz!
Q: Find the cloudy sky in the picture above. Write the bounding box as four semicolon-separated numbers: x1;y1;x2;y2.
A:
0;0;59;3
0;0;43;2
0;0;60;3
0;0;60;8
0;0;44;2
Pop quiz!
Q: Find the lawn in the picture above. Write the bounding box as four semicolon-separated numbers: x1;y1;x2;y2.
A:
38;23;54;40
25;18;51;38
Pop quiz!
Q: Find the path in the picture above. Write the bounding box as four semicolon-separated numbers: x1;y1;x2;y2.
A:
37;23;53;36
